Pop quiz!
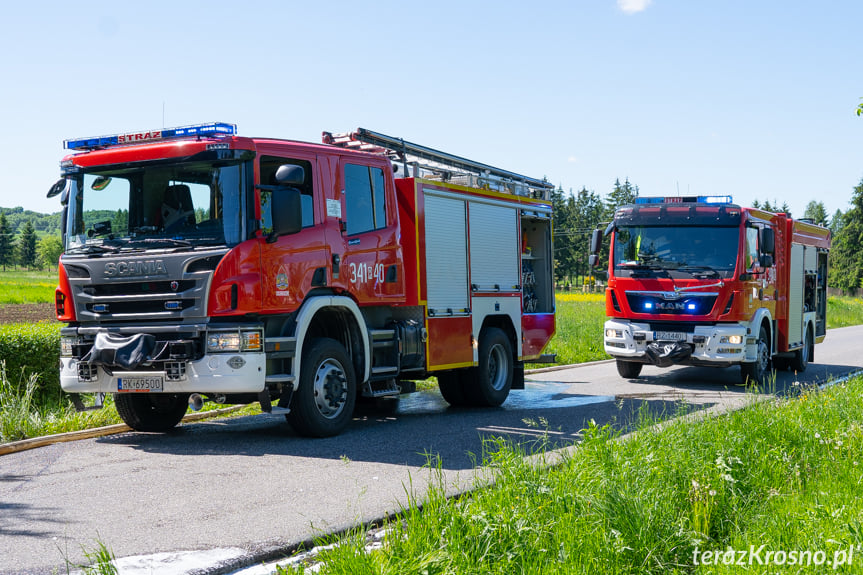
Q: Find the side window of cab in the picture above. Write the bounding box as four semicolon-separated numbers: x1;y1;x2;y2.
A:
745;227;759;270
259;156;314;234
344;163;386;235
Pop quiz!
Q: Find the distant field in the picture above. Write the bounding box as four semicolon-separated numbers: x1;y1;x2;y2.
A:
0;271;56;304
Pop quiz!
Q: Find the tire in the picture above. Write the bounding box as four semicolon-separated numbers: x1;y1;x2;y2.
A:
789;326;812;373
773;357;790;371
114;393;189;432
616;359;643;379
286;338;356;438
437;371;468;406
741;325;772;386
464;327;513;407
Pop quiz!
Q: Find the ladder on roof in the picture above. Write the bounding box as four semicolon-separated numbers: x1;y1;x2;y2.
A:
322;128;554;200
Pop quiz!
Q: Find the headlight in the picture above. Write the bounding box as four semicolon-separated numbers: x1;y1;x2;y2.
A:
720;335;743;345
207;332;240;352
605;329;623;339
207;329;263;353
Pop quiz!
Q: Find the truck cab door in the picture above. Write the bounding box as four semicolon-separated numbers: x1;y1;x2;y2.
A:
330;158;405;306
258;151;329;312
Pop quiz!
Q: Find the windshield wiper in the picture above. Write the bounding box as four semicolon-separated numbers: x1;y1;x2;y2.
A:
66;244;120;255
126;237;194;249
677;265;721;279
618;262;671;278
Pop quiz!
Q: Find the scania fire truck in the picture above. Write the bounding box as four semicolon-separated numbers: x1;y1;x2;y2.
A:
49;123;555;437
589;196;830;384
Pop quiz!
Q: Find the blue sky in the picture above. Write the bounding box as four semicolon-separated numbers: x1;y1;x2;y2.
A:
1;0;861;219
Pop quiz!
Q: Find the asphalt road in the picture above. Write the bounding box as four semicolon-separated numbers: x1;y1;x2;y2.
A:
2;325;862;574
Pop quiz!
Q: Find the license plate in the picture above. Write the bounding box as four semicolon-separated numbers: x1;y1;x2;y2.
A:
654;331;686;342
117;376;164;392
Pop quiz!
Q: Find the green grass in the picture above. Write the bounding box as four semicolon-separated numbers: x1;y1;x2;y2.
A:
277;378;863;574
0;270;56;304
543;293;608;365
827;295;863;329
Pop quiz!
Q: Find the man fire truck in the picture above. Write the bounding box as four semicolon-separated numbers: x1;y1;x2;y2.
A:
48;123;555;437
589;196;830;384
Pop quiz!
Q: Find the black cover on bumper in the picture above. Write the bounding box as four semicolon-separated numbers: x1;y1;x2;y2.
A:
81;333;156;370
645;341;692;368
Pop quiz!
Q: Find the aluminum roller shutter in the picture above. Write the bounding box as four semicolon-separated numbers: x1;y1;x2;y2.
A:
424;194;469;314
469;202;519;291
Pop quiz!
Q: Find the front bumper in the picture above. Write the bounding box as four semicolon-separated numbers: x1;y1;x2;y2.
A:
59;324;267;394
60;352;266;394
603;319;751;366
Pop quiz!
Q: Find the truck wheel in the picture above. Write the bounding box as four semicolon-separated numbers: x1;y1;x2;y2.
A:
114;393;189;432
287;338;356;438
616;359;643;379
789;326;812;373
437;371;467;406
465;327;513;407
741;325;771;385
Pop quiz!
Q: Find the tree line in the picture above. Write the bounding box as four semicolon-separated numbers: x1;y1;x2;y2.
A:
550;179;863;293
0;211;63;271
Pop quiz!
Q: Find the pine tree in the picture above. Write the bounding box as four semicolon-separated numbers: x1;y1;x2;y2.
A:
0;212;13;271
604;178;639;220
17;219;37;270
803;201;829;227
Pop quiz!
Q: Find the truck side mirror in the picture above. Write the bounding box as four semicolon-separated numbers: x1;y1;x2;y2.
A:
275;164;305;186
589;228;603;254
760;227;775;255
759;254;774;268
268;188;303;242
589;254;600;268
47;179;65;198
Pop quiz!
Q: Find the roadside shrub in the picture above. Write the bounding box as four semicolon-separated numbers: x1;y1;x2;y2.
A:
0;323;62;407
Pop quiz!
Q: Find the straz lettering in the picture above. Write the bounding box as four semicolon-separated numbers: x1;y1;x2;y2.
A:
104;260;168;277
117;130;162;144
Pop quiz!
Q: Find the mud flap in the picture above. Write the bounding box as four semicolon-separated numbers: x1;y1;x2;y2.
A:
645;341;692;368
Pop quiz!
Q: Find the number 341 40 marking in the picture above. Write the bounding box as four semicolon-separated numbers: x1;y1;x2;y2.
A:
349;262;385;285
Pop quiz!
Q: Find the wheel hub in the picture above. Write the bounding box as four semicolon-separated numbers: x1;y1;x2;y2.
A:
313;359;347;418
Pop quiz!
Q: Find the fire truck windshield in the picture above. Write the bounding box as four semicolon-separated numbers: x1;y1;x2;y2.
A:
613;225;739;279
64;159;247;253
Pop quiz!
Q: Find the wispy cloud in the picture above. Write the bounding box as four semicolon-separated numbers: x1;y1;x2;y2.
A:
617;0;652;14
567;156;579;164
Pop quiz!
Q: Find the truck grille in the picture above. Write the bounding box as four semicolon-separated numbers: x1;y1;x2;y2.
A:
65;251;225;323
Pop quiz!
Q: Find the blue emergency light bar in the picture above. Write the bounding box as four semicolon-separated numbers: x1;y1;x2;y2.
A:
635;195;733;205
64;122;237;151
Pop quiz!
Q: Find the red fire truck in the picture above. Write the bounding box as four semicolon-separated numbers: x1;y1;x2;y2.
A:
589;196;830;384
48;123;555;437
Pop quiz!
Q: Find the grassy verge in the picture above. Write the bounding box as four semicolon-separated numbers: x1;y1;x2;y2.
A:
278;377;863;574
0;270;56;304
827;295;863;328
543;293;608;365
